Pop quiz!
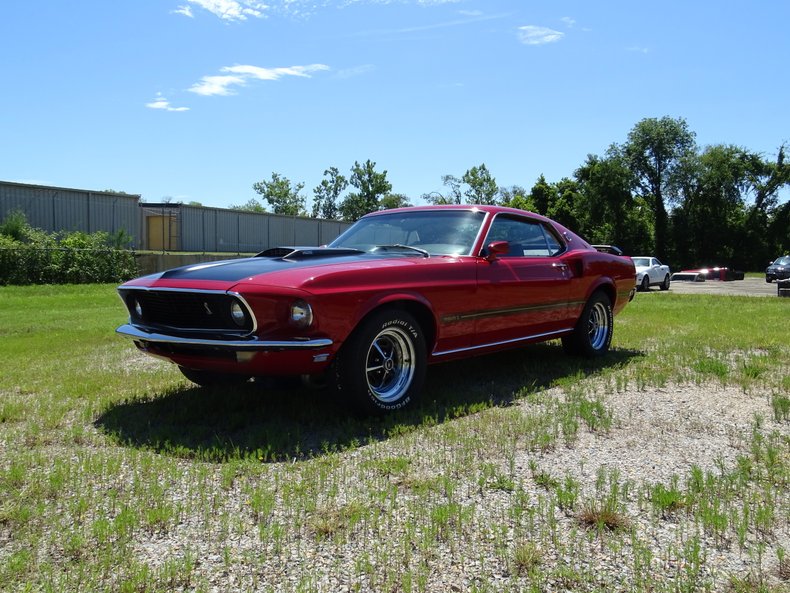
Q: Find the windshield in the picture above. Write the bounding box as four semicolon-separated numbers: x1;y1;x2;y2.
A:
329;210;486;256
773;256;790;266
631;257;650;267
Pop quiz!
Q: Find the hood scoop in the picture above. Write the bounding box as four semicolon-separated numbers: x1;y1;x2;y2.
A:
256;246;364;260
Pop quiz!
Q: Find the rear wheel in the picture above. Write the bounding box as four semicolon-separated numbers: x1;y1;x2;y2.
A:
179;366;250;387
335;309;426;414
562;292;613;357
660;275;670;291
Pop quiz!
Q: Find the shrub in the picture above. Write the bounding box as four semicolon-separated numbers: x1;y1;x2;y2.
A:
0;212;137;285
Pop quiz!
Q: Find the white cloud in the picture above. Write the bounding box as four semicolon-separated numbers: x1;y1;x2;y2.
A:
146;94;190;111
171;5;194;17
517;25;564;45
185;0;269;22
188;64;330;96
560;16;575;28
627;46;649;54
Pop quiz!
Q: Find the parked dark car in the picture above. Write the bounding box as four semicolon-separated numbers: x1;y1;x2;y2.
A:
116;205;636;414
765;256;790;283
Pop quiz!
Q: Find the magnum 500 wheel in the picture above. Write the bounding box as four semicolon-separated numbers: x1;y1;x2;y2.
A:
335;309;427;414
562;291;613;358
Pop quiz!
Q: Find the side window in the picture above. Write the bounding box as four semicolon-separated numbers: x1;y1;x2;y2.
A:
484;216;565;257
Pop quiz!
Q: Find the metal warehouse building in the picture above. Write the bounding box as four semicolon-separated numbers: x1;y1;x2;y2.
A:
0;181;351;253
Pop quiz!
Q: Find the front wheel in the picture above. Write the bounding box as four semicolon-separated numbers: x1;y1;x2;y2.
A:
640;276;650;292
562;292;613;357
335;309;427;414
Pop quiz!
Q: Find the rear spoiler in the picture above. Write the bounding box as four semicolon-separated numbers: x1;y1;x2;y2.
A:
592;244;624;256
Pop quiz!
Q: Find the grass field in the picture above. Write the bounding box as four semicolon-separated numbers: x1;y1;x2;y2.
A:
1;285;788;592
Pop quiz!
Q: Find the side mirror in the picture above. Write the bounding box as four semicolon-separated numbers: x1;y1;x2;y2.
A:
485;241;510;262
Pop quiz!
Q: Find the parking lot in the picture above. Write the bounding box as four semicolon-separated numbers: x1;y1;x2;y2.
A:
646;277;783;297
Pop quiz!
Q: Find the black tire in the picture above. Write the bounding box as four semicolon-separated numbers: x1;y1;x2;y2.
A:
179;366;250;387
561;291;613;358
766;276;773;283
335;309;427;414
660;275;670;291
640;276;650;292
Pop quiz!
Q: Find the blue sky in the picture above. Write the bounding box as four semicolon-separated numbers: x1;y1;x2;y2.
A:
1;0;788;210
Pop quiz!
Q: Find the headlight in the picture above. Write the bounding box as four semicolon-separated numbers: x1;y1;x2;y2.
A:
230;301;247;326
290;300;313;328
132;298;143;318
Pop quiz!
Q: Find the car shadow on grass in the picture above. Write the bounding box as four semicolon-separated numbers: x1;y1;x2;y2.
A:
94;343;642;463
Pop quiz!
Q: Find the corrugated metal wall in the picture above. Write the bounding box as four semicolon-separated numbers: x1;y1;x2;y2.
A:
178;206;352;253
1;181;353;253
0;181;141;246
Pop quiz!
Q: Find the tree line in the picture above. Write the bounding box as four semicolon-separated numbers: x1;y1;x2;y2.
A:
237;116;789;270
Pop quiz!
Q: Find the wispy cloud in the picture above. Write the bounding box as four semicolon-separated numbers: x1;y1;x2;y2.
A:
171;5;194;17
188;64;330;96
179;0;269;22
627;46;649;54
356;11;509;36
517;25;564;46
335;64;375;79
174;1;467;20
146;93;190;111
560;16;575;28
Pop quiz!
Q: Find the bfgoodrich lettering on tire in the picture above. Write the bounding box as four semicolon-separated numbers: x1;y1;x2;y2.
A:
561;291;613;357
335;309;427;415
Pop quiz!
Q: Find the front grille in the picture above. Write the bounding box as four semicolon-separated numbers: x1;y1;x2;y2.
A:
121;289;253;333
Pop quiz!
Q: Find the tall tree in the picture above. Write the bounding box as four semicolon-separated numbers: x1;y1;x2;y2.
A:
527;174;555;216
251;173;306;216
339;160;392;221
379;193;412;210
574;151;651;254
623;116;696;261
312;167;347;219
462;164;498;205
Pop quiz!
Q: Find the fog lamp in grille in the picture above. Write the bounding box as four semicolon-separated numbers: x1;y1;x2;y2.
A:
230;301;247;326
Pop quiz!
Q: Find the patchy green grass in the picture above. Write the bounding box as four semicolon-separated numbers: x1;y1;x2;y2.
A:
0;286;788;592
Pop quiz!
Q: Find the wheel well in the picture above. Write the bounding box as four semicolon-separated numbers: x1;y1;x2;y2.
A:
358;300;437;351
594;283;617;307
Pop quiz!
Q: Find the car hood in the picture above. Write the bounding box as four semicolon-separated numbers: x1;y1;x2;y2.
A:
123;248;465;292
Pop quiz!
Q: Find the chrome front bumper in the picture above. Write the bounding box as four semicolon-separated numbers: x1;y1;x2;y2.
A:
116;324;333;351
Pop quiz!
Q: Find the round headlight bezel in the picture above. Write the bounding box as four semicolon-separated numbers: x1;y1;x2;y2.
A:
289;300;314;328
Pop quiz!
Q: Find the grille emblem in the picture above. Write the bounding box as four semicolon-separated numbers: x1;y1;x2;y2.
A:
203;302;213;315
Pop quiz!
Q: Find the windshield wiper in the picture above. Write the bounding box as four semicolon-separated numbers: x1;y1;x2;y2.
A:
373;244;430;258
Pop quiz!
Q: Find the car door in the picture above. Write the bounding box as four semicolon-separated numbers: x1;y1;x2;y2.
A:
473;214;571;347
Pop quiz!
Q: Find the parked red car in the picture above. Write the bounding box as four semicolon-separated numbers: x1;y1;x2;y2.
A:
117;206;636;413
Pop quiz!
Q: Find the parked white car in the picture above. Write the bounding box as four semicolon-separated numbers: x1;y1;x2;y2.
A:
631;256;671;291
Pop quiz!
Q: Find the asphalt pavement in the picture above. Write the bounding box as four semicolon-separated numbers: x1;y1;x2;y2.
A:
642;277;787;298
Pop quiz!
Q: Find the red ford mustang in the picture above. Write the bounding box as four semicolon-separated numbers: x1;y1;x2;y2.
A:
117;205;635;413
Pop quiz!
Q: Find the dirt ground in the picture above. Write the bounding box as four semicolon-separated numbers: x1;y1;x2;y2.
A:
645;276;789;297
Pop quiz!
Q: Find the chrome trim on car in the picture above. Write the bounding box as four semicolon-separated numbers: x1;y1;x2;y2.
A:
118;286;258;336
432;328;573;358
116;324;332;351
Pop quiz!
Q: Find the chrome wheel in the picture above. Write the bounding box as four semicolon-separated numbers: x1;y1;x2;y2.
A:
587;301;611;351
365;326;416;403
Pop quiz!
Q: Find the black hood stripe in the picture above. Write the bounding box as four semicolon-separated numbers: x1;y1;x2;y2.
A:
158;253;403;283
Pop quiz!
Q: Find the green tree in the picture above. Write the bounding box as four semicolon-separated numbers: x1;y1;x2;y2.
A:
379;193;412;210
498;185;535;211
462;163;498;205
339;160;392;221
251;172;306;216
574;151;652;254
312;167;347;219
623;116;696;261
527;175;555;216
